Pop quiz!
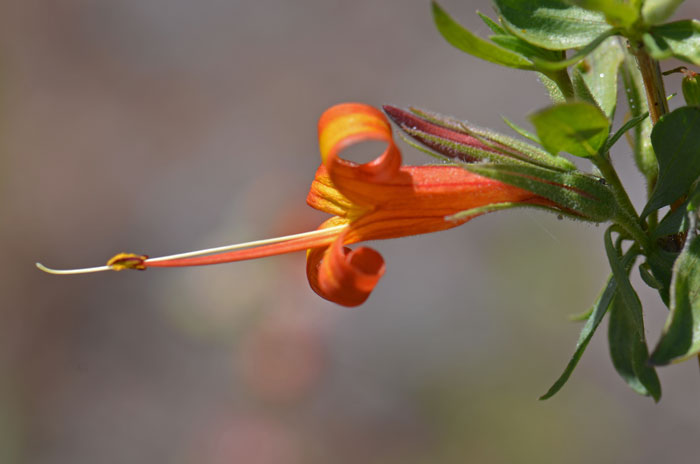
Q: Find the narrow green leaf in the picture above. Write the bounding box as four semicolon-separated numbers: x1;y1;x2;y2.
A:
431;2;534;69
493;0;613;50
642;106;700;217
608;294;661;401
604;228;644;339
541;273;619;398
603;112;649;153
651;222;700;364
569;0;642;29
531;29;620;71
647;20;700;65
477;11;506;34
530;102;610;158
490;35;562;61
502;116;540;144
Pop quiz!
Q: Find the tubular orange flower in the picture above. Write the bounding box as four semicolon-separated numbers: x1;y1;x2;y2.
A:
38;103;552;306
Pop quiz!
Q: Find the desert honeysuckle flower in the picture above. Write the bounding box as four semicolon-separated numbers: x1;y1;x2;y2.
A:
38;103;554;306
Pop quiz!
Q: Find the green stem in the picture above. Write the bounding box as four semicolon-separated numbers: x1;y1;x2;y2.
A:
547;69;575;101
594;154;650;251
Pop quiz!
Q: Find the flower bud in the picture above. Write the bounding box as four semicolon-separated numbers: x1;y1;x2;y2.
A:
682;71;700;107
383;105;576;172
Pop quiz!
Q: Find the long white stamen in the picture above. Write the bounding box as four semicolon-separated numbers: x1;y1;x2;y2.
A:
35;263;112;275
35;224;348;275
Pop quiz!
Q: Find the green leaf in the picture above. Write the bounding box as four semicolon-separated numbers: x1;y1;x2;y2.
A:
643;0;686;25
639;263;664;289
464;163;615;222
530;102;610;157
608;294;662;401
572;68;601;109
642;106;700;218
653;182;700;238
540;259;630;400
576;37;624;118
646;247;679;305
604;228;645;339
568;0;642;29
493;0;613;50
651;220;700;365
647;20;700;65
431;2;534;69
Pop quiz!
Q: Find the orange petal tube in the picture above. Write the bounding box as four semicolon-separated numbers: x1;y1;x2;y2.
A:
99;103;548;307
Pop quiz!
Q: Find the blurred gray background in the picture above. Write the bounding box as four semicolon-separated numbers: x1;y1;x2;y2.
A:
1;1;699;463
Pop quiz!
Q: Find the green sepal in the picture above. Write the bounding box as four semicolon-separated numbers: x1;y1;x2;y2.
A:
643;0;686;25
492;0;613;50
540;248;637;400
650;223;700;365
464;163;615;222
642;106;700;218
682;72;700;106
431;2;534;70
645;20;700;65
529;102;610;158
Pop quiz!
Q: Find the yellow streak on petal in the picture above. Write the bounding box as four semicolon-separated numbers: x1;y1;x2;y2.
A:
319;111;390;164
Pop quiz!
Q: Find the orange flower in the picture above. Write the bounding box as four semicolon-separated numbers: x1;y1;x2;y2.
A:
38;103;551;306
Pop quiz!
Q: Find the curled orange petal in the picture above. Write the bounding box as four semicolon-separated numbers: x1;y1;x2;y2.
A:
306;232;385;307
317;103;402;205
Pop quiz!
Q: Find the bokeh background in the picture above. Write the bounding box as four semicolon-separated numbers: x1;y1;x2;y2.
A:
2;1;700;463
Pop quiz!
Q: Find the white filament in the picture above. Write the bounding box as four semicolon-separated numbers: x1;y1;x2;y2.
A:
35;224;348;275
